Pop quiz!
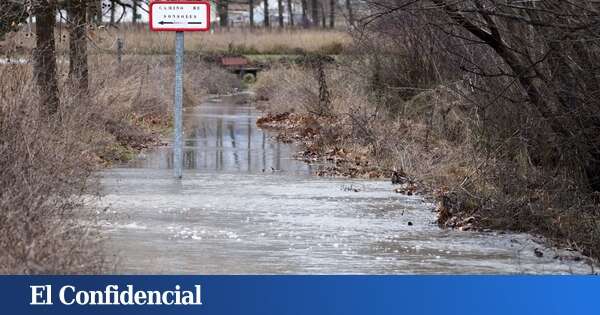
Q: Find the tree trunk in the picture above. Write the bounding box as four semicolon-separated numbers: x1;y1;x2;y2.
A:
33;0;60;117
311;0;319;27
249;0;254;28
301;0;308;27
263;0;270;27
315;57;331;116
218;0;229;28
286;0;294;26
96;0;103;23
329;0;335;28
132;0;138;24
67;0;89;97
277;0;284;28
109;0;116;24
585;152;600;191
431;0;569;138
320;3;326;27
345;0;353;26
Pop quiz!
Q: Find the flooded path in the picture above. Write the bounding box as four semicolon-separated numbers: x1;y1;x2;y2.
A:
98;94;593;274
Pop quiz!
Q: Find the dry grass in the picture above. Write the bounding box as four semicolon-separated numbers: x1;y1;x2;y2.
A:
0;64;107;273
254;62;600;262
1;25;351;56
0;51;239;273
254;64;318;111
85;53;239;162
254;64;465;176
97;26;350;55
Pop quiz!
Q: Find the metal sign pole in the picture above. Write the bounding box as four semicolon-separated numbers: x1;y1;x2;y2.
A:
150;1;209;178
173;31;184;179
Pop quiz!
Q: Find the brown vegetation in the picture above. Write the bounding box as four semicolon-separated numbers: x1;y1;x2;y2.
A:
0;0;319;274
255;0;600;263
2;26;350;56
0;0;342;275
0;51;238;273
3;0;598;270
0;64;105;273
83;54;239;164
354;1;600;260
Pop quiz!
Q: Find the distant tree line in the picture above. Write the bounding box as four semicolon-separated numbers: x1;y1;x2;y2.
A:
212;0;356;29
7;0;359;29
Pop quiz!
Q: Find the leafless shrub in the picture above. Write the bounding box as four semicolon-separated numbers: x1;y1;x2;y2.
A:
353;0;600;258
0;1;27;41
185;56;242;95
0;64;106;274
0;32;244;271
254;63;319;113
257;0;600;260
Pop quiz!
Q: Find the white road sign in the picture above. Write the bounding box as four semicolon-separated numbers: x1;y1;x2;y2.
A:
149;1;210;32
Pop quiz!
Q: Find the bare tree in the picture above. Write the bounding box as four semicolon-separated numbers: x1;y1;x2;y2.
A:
91;0;103;23
277;0;284;27
263;0;270;27
218;0;229;28
301;0;308;27
430;0;600;189
357;0;600;190
345;0;353;26
131;0;138;24
320;2;326;27
249;0;255;28
115;1;127;23
109;0;116;24
329;0;335;28
32;0;60;117
67;0;89;97
311;0;319;27
287;0;294;26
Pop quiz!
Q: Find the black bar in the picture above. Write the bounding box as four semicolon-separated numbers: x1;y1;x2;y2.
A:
158;21;203;25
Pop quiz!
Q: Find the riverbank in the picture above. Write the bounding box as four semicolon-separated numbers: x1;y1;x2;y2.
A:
252;63;600;266
0;55;240;273
90;54;241;165
255;102;597;268
99;94;595;274
0;27;333;273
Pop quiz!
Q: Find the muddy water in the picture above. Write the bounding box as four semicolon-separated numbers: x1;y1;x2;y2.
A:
98;94;593;274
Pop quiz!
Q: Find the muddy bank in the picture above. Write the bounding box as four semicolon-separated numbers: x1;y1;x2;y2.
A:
256;111;423;188
257;113;394;178
254;110;597;268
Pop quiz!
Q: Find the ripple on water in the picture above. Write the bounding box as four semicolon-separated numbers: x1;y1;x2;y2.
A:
98;95;595;274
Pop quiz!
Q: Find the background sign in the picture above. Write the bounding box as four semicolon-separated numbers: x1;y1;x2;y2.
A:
149;1;210;32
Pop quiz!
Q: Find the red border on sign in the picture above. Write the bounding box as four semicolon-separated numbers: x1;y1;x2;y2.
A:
149;1;211;32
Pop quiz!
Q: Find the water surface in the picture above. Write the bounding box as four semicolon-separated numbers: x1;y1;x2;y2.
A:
98;94;593;274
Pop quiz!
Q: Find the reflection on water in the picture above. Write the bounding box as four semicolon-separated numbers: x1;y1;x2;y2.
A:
99;94;594;275
126;95;311;175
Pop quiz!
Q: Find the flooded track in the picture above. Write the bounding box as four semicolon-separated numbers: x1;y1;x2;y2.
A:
98;94;594;274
